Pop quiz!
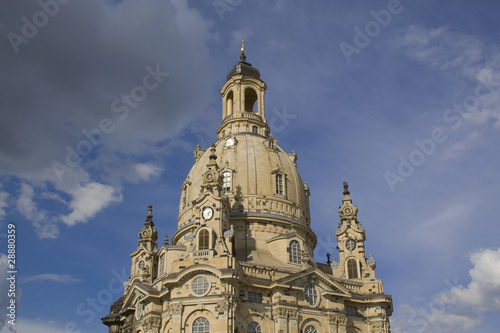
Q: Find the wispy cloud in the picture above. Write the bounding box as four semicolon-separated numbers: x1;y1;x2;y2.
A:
21;273;82;284
16;183;46;222
393;25;489;79
133;163;163;182
410;201;475;253
393;25;500;161
16;183;58;239
442;131;482;160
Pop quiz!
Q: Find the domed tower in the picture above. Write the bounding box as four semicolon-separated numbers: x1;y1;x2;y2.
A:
175;42;314;269
103;43;392;333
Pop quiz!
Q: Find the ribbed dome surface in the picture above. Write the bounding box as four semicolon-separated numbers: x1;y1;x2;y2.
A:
179;133;309;226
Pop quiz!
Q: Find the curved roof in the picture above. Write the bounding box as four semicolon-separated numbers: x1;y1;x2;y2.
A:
179;133;309;225
226;53;261;81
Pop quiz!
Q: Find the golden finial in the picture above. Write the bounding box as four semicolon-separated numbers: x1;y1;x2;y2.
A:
241;39;245;54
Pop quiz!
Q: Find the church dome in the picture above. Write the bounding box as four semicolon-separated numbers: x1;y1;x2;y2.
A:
175;43;313;259
226;59;261;81
178;133;310;228
226;41;261;81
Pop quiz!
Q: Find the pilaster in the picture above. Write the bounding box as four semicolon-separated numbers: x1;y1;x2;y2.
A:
141;315;161;333
329;314;347;333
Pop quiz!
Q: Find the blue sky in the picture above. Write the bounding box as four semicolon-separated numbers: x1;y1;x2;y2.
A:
1;0;500;332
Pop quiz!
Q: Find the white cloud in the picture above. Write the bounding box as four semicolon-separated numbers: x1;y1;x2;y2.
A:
16;181;121;236
392;248;500;333
21;273;82;284
133;163;163;182
444;248;500;312
59;182;122;226
16;183;58;239
16;183;45;222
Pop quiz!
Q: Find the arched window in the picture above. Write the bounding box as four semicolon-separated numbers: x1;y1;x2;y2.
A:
347;258;359;279
247;321;262;333
226;90;233;116
275;174;284;195
304;284;318;306
289;240;301;264
304;325;317;333
252;126;258;134
223;171;232;192
244;88;258;112
192;317;209;333
198;229;209;250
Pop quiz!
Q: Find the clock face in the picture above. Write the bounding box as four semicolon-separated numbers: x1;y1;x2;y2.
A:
203;207;213;220
206;173;214;181
344;207;352;215
346;239;356;251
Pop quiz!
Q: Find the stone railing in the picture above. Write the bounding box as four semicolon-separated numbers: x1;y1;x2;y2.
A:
340;281;362;292
242;265;270;279
193;249;212;257
241;112;263;122
221;112;263;126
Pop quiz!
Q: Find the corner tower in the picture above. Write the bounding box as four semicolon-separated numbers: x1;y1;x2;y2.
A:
103;43;392;333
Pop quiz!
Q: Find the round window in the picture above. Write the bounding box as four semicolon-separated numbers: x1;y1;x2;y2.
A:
191;275;210;297
346;239;356;251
